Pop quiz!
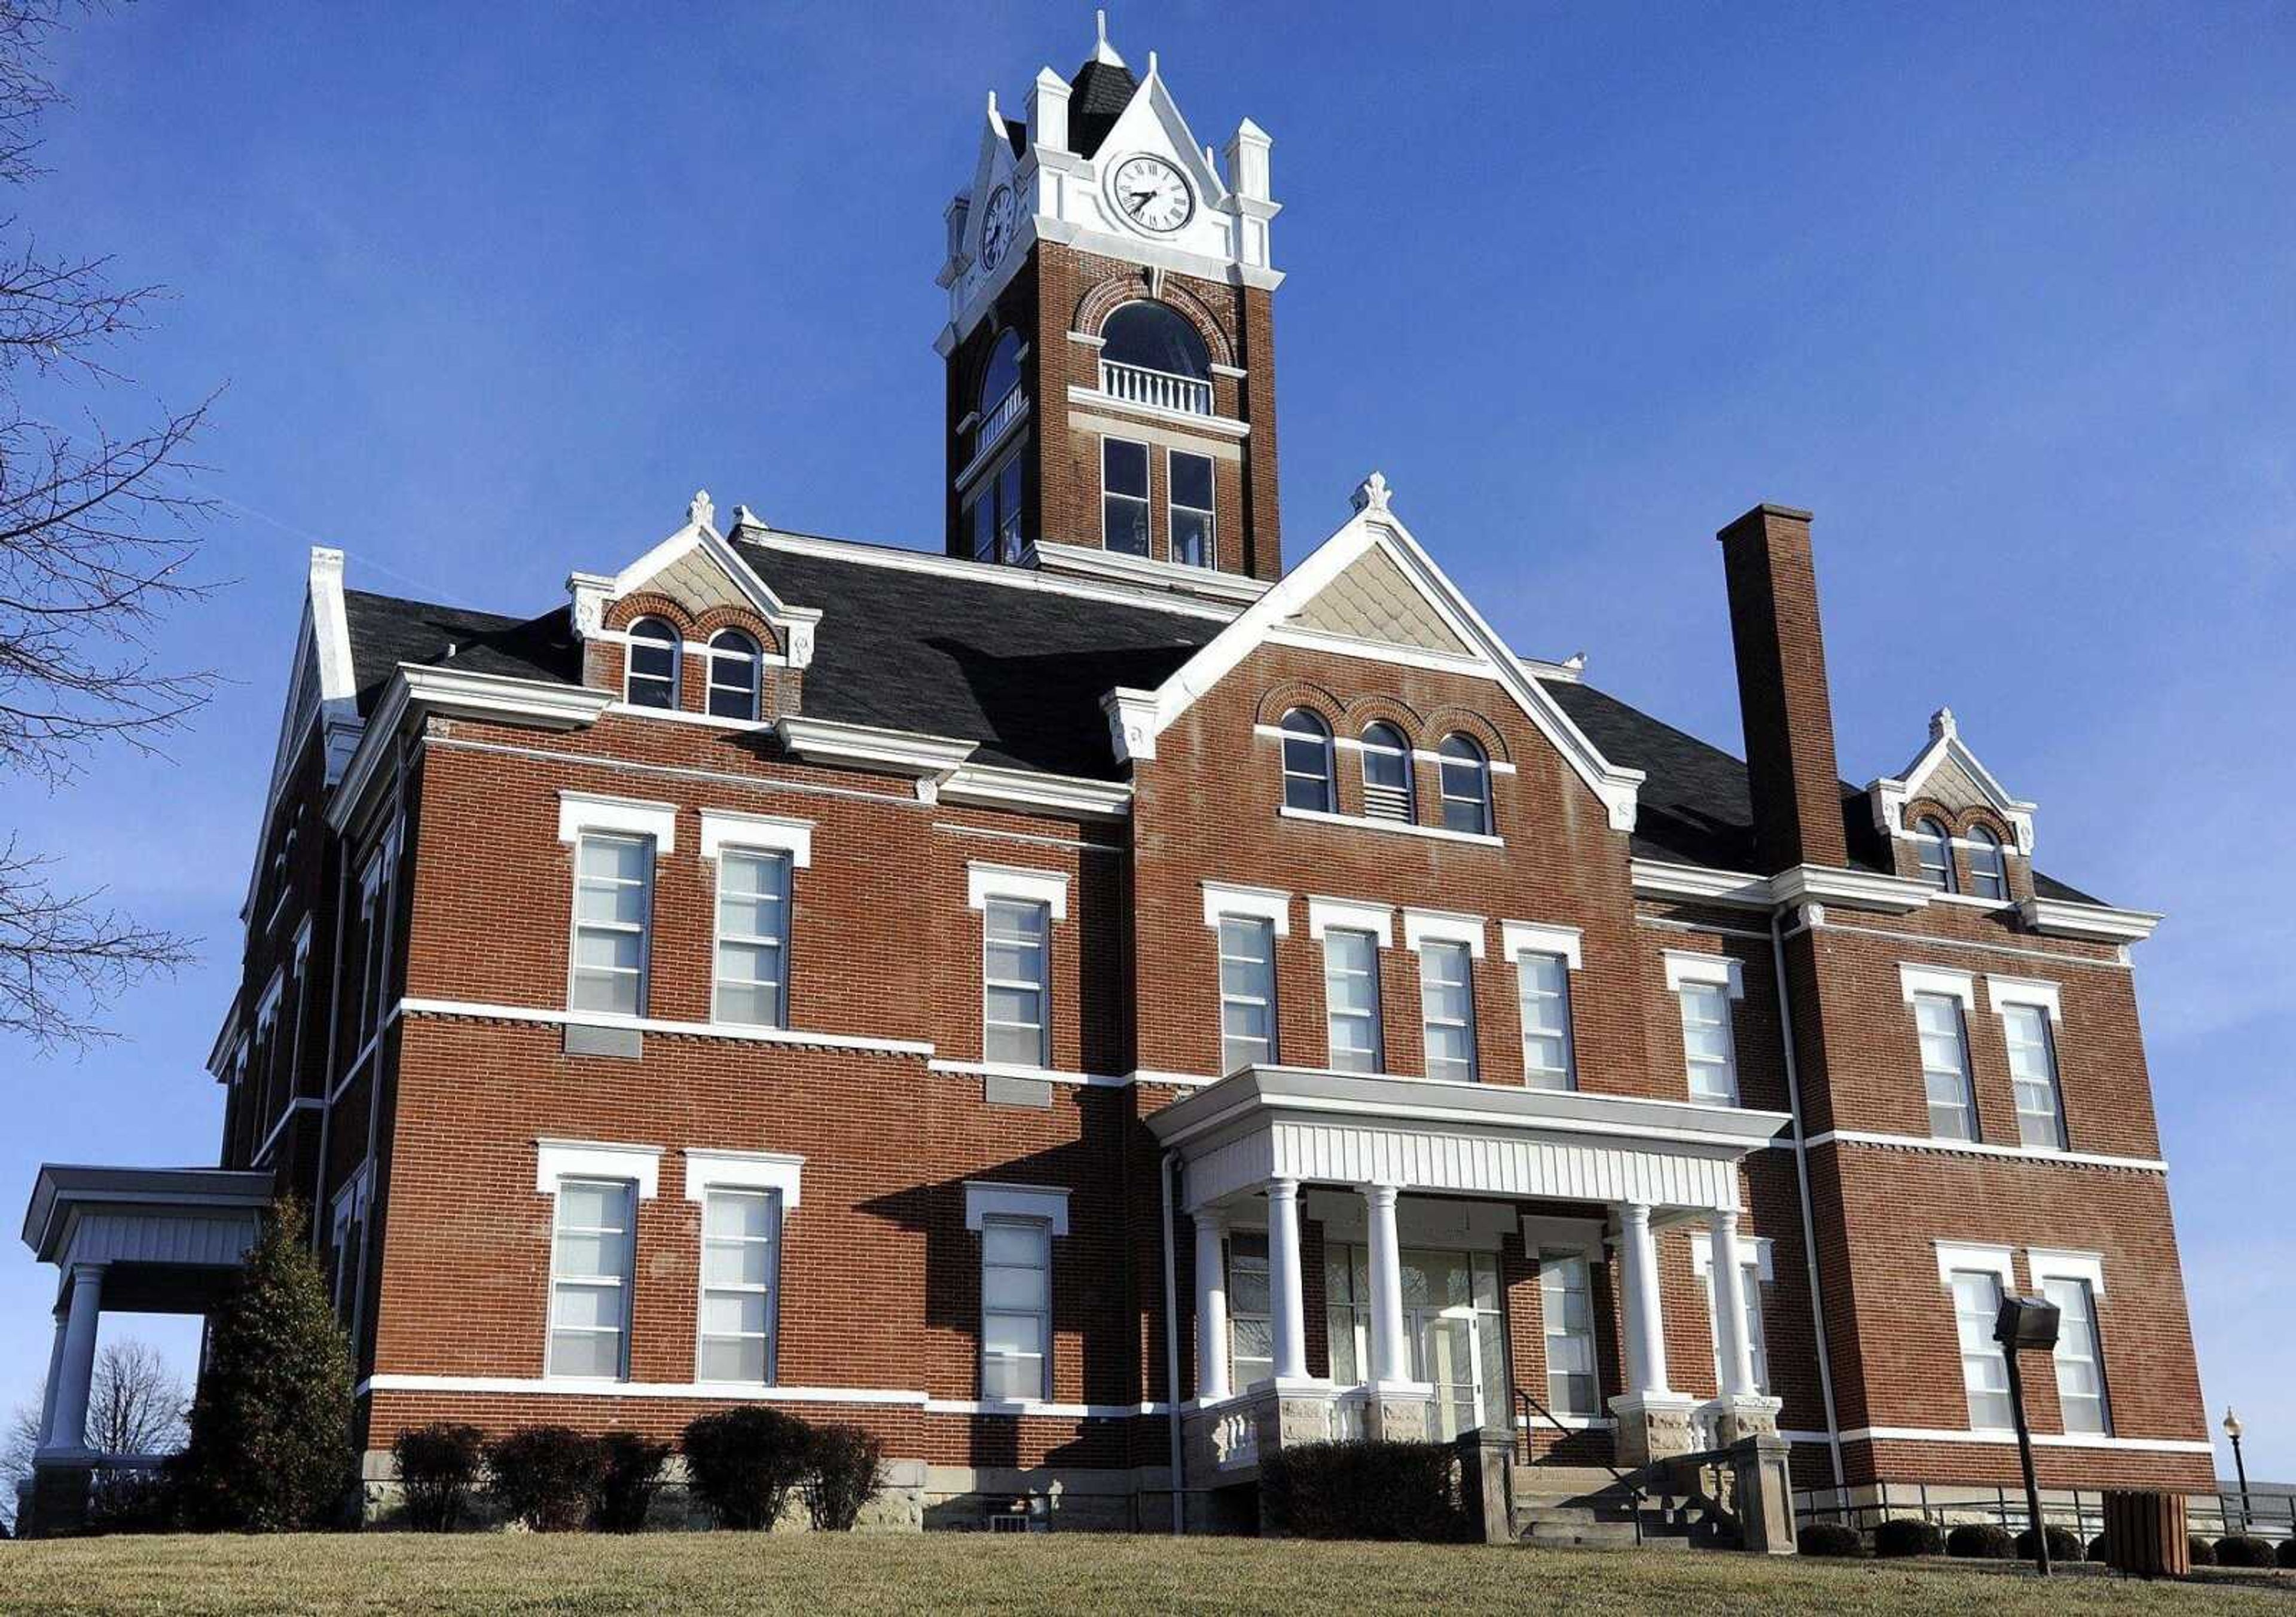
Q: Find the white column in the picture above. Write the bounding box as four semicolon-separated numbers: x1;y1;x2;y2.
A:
1193;1211;1231;1401
45;1264;103;1452
1266;1178;1307;1383
36;1310;68;1450
1617;1203;1671;1395
1363;1183;1407;1385
1709;1209;1757;1399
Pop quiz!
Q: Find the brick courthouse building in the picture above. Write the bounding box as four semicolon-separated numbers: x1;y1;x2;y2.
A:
22;23;2212;1534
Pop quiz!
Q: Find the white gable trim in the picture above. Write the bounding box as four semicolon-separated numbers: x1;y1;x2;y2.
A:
578;499;822;668
1126;493;1642;832
1870;708;2037;854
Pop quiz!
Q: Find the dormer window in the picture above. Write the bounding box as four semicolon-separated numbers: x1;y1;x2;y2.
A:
1359;723;1413;822
1967;826;2008;901
1915;818;1955;892
625;618;680;710
1280;709;1335;812
706;631;761;722
1100;301;1211;415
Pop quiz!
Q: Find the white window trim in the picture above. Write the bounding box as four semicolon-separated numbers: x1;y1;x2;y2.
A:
963;1180;1071;1237
1203;881;1292;935
1501;919;1584;971
698;809;813;867
536;1138;662;1200
1898;962;1977;1008
967;861;1070;921
558;790;678;854
1663;950;1744;998
2027;1248;2105;1297
1307;895;1392;946
1933;1240;2016;1292
684;1148;805;1209
1403;907;1486;958
1689;1231;1778;1283
1985;975;2063;1023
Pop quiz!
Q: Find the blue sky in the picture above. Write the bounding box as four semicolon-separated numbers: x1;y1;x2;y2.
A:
2;2;2290;1481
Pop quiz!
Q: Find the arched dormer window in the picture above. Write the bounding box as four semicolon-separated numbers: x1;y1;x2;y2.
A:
1437;734;1491;836
1967;825;2008;901
1914;817;1956;892
1359;723;1414;823
1280;709;1335;814
706;629;762;722
1100;301;1212;415
626;617;680;710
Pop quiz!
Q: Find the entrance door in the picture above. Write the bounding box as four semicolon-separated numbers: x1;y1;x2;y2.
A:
1409;1307;1483;1441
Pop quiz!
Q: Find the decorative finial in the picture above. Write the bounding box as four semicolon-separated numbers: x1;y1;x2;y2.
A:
688;490;715;530
1565;652;1587;671
987;88;999;120
1092;9;1124;66
1147;48;1159;78
1351;470;1392;515
731;504;764;533
1929;706;1957;742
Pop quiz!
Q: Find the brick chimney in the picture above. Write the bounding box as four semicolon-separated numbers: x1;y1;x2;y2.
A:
1717;503;1849;873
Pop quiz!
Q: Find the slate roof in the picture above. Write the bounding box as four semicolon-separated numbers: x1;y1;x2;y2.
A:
1066;57;1140;159
334;543;2108;903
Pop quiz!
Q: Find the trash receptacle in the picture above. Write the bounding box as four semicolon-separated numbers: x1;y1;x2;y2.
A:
2102;1490;2188;1578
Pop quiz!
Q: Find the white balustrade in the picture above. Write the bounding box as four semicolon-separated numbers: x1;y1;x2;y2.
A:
1213;1406;1259;1469
1100;359;1212;416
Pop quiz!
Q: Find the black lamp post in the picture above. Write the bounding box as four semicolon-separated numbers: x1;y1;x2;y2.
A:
1995;1295;2063;1576
2224;1408;2251;1532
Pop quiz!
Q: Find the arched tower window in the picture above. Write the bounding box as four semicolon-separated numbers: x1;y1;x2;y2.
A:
1280;709;1335;813
1967;826;2008;901
1100;300;1213;417
1914;817;1956;892
626;618;680;710
1437;735;1491;836
1359;723;1414;823
706;629;762;722
979;329;1022;415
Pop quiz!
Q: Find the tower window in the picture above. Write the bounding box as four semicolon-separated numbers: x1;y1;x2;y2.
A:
969;453;1027;565
1100;301;1210;380
1169;451;1214;567
979;329;1022;417
1102;438;1150;557
624;618;680;710
1915;818;1956;891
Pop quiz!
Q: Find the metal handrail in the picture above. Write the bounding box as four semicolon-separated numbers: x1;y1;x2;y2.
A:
1513;1384;1647;1548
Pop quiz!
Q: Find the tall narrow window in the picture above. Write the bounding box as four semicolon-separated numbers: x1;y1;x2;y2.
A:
548;1178;635;1379
1227;1231;1273;1389
969;454;1028;564
713;849;790;1028
706;630;761;721
570;833;651;1016
1700;1250;1771;1395
1438;735;1492;835
2042;1276;2111;1435
980;1215;1051;1401
1516;952;1575;1091
1359;723;1414;822
1418;940;1478;1082
1915;992;1979;1141
625;617;679;709
2003;1003;2065;1150
1679;983;1739;1105
1102;438;1150;557
1915;818;1956;892
1170;451;1215;567
1321;927;1382;1073
1950;1268;2014;1429
1280;708;1335;812
1218;915;1278;1072
982;898;1050;1067
978;329;1022;426
697;1187;777;1383
1540;1252;1599;1417
1967;826;2009;901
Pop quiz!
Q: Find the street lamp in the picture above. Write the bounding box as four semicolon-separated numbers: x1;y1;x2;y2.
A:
2224;1408;2250;1532
1995;1295;2063;1576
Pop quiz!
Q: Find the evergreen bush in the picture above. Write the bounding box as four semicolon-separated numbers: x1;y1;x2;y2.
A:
1796;1522;1865;1557
1945;1522;2016;1559
2213;1535;2274;1569
2014;1524;2086;1562
486;1428;604;1532
681;1407;815;1529
2187;1534;2216;1566
392;1423;484;1532
1872;1517;1943;1557
2275;1536;2296;1570
1258;1439;1467;1542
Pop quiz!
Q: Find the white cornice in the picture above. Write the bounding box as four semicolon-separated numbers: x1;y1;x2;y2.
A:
1770;864;1933;915
747;530;1239;625
939;761;1132;820
2020;897;2163;944
328;667;613;832
1030;540;1269;607
1630;859;1775;908
775;716;977;784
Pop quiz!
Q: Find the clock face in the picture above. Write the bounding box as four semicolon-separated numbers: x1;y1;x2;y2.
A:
1110;154;1192;233
979;185;1015;270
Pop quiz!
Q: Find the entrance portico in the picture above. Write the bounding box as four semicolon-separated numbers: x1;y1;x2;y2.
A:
1151;1066;1789;1489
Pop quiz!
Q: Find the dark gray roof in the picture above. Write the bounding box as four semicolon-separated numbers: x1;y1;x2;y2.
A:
341;589;579;717
1066;58;1140;159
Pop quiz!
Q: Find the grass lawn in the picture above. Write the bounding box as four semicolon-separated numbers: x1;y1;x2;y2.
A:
1;1535;2289;1616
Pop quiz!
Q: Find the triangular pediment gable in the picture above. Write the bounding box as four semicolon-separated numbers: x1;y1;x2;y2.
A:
1092;60;1228;213
574;494;820;667
1869;707;2037;854
1287;544;1469;655
1110;475;1643;831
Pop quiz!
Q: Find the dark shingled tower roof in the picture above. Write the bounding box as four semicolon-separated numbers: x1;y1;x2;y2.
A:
1066;57;1140;159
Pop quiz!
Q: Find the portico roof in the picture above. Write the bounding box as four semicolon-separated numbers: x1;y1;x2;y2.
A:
22;1165;273;1310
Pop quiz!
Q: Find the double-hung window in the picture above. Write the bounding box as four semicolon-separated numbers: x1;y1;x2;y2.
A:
1226;1231;1274;1388
1169;451;1214;567
980;1215;1052;1401
706;631;762;721
1967;827;2010;901
1418;940;1478;1082
1915;992;1979;1141
625;618;680;709
1948;1266;2014;1430
570;833;653;1016
1280;710;1335;812
697;1187;778;1384
1102;438;1150;557
982;898;1051;1067
1697;1240;1772;1395
969;453;1028;564
713;849;791;1028
1999;997;2067;1150
549;1178;636;1379
1219;916;1278;1072
2041;1271;2111;1435
1540;1252;1599;1417
1516;952;1574;1090
1321;927;1382;1073
1666;953;1743;1106
1358;723;1414;822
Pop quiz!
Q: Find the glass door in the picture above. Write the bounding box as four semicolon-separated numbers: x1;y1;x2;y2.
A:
1410;1307;1482;1440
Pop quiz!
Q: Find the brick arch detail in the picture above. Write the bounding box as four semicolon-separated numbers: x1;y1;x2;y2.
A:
604;592;698;638
1073;274;1236;370
1901;796;1966;838
1339;694;1427;740
691;604;782;658
1419;705;1513;766
1254;680;1346;731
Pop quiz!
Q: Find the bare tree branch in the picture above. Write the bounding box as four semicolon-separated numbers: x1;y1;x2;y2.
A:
0;835;192;1050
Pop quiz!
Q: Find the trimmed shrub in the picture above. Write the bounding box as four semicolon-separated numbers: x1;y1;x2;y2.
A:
2188;1535;2216;1566
682;1407;816;1530
1946;1522;2016;1560
2015;1525;2086;1562
2214;1535;2274;1569
1259;1439;1467;1542
86;1466;179;1535
1873;1517;1943;1558
1797;1523;1866;1558
2088;1533;2110;1563
393;1423;484;1533
486;1427;604;1532
804;1424;887;1532
2276;1536;2296;1570
593;1432;672;1534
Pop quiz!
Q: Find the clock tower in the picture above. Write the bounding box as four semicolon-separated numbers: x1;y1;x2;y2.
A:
934;16;1284;595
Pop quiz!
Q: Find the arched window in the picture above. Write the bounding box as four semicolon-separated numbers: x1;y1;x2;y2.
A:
1967;825;2008;901
1914;817;1956;892
1280;709;1335;813
1437;735;1491;836
625;617;680;710
979;329;1022;416
1359;723;1414;823
1100;301;1211;380
706;629;762;722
